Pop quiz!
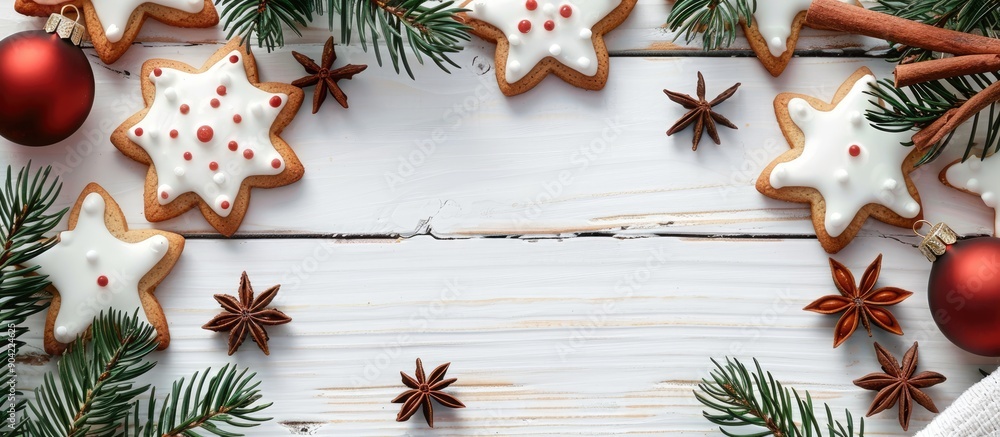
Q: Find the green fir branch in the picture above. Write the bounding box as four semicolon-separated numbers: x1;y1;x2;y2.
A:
874;0;1000;63
867;73;1000;165
26;311;158;437
0;164;66;437
696;357;863;437
666;0;755;51
216;0;471;78
125;365;272;436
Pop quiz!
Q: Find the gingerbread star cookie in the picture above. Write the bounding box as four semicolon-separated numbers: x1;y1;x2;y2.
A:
14;0;218;64
743;0;860;77
756;68;923;253
112;39;305;237
22;183;184;354
942;157;1000;235
460;0;638;96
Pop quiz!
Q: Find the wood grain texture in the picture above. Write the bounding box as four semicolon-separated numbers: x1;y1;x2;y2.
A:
2;3;998;436
14;237;998;435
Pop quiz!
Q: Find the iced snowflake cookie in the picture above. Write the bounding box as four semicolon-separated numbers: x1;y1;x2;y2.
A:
112;39;305;237
14;0;218;64
23;183;184;354
460;0;638;96
756;68;923;253
942;157;1000;235
744;0;860;77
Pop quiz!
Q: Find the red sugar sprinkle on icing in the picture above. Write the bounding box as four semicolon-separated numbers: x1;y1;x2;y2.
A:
217;85;227;96
211;98;221;108
161;191;169;199
134;128;143;136
97;276;109;287
269;96;282;108
170;129;178;138
229;55;239;63
849;144;861;157
220;200;231;210
153;68;162;77
243;149;254;159
228;141;238;151
180;104;190;114
233;114;242;123
183;152;193;160
525;0;536;10
518;20;531;33
271;159;281;169
197;126;214;143
544;20;555;31
209;161;219;171
560;5;572;17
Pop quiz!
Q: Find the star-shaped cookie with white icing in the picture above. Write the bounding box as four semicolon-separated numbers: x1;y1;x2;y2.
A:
460;0;638;96
756;68;923;253
942;157;1000;235
14;0;219;64
112;39;304;237
743;0;860;77
23;184;184;354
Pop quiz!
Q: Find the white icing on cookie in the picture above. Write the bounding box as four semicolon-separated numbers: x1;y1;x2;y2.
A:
768;74;920;238
753;0;853;57
21;193;170;344
127;51;288;217
467;0;620;83
35;0;205;43
945;157;1000;235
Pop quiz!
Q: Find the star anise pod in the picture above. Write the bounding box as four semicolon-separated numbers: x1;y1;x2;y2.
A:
804;254;912;348
392;358;465;427
291;37;368;113
854;342;946;431
202;271;292;355
663;72;740;150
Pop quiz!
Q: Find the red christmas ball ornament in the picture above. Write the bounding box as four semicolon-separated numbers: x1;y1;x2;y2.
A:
919;222;1000;356
0;6;95;147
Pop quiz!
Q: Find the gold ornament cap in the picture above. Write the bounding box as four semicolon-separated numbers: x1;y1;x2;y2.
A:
45;5;87;47
916;221;958;262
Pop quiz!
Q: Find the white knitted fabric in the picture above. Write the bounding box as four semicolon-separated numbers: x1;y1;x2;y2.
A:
915;367;1000;436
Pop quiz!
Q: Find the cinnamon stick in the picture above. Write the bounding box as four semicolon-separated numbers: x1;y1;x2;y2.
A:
911;79;1000;150
806;0;1000;56
895;55;1000;88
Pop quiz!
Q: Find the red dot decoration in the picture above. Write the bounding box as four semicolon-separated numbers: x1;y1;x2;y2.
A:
849;144;861;157
134;127;143;136
160;191;169;199
544;20;555;31
518;20;531;33
180;104;190;115
217;85;227;96
153;68;162;77
209;161;219;171
183;151;193;161
170;129;178;139
197;126;214;143
525;0;537;10
228;141;238;151
560;5;572;17
229;55;239;63
211;98;221;108
97;276;109;287
269;96;283;108
243;149;254;159
220;200;231;210
271;159;281;169
233;114;242;123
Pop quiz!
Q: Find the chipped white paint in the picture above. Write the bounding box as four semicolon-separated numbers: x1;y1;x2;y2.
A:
1;3;998;436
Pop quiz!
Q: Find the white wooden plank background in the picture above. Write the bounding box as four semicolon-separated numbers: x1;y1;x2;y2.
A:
2;2;999;436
